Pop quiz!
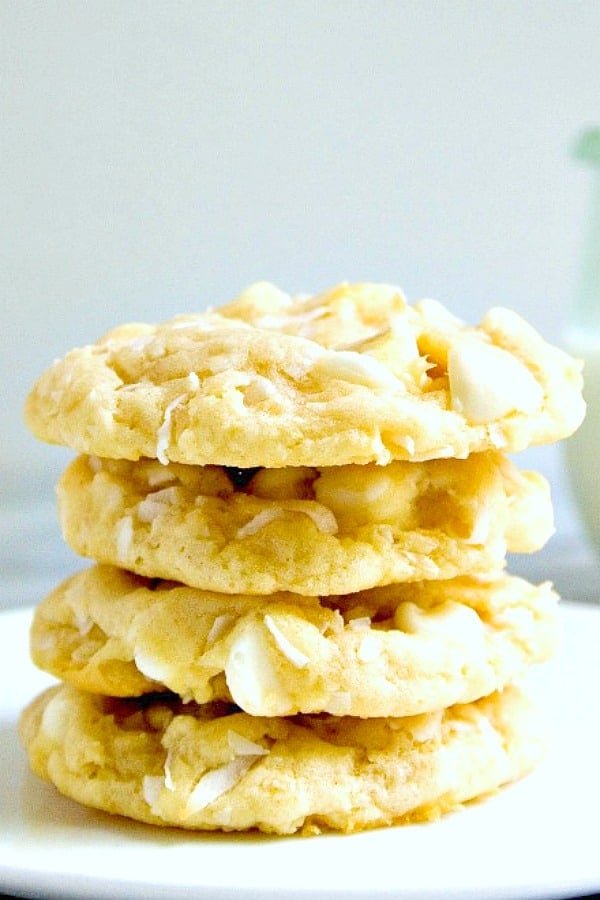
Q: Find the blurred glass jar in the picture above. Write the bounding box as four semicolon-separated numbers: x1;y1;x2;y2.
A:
565;128;600;555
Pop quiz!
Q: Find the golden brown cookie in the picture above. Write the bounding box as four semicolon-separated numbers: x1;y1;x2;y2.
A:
24;283;584;467
19;682;544;835
30;564;558;717
56;452;553;595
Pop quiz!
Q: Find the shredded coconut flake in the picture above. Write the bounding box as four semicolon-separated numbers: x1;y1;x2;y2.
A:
236;508;284;538
156;394;186;465
205;614;235;648
145;464;178;488
400;435;416;456
115;516;134;562
137;486;180;522
312;350;402;390
185;756;258;815
264;614;310;668
227;730;269;757
164;750;175;791
236;503;337;539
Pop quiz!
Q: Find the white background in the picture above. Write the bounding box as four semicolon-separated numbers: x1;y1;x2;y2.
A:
2;0;600;603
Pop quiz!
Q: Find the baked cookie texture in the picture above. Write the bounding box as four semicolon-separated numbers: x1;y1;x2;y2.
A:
19;683;543;835
21;280;576;835
24;282;585;468
56;452;554;595
30;565;558;718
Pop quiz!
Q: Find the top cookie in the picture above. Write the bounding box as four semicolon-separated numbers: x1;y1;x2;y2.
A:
24;282;585;467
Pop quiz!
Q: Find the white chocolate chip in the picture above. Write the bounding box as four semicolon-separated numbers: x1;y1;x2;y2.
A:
465;507;492;545
40;693;70;741
225;628;293;715
134;650;173;685
448;341;543;425
142;775;165;811
394;600;486;652
357;634;381;662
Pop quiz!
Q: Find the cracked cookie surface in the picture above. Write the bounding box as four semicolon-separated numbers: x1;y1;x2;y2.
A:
30;564;558;718
56;452;553;595
19;682;544;834
24;283;585;467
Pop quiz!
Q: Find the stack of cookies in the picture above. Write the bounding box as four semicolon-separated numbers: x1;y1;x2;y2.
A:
20;283;584;835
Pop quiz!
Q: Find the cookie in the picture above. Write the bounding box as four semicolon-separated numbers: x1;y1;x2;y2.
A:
30;564;558;717
24;283;584;467
19;682;544;835
56;452;554;595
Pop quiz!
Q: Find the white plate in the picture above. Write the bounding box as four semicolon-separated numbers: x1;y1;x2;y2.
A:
1;603;599;900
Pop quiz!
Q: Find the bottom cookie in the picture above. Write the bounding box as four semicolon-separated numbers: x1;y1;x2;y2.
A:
20;683;543;835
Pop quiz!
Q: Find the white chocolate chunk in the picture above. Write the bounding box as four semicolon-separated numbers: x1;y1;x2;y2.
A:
466;507;492;545
142;775;164;810
225;628;293;715
40;693;70;741
133;650;173;685
394;600;486;651
448;341;543;424
357;634;381;662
